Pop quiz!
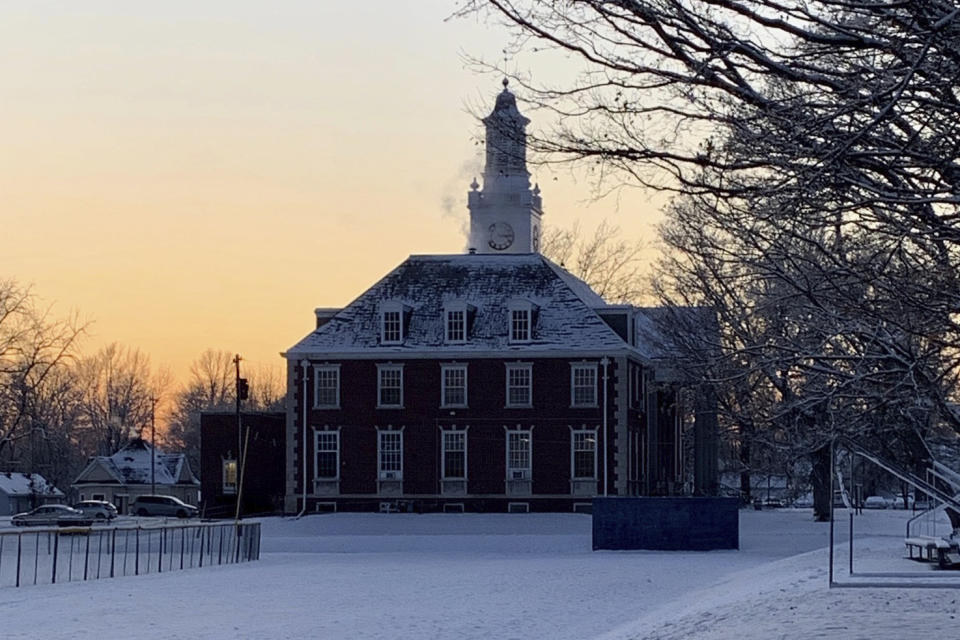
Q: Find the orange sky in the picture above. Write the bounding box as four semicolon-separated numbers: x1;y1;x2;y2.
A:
0;1;664;386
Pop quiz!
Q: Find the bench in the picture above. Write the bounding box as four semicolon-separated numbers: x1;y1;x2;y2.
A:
905;536;953;566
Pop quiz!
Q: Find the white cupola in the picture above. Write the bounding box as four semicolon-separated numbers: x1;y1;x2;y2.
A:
467;79;544;254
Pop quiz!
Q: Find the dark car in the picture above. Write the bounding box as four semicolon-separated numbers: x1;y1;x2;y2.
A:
12;505;94;527
130;495;199;518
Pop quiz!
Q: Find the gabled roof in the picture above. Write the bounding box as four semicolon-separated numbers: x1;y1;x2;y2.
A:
286;253;642;359
73;438;199;487
0;472;63;497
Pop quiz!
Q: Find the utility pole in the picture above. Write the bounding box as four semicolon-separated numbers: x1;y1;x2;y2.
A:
233;354;249;520
150;396;158;495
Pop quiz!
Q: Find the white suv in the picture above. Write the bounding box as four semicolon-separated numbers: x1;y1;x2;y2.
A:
73;500;119;520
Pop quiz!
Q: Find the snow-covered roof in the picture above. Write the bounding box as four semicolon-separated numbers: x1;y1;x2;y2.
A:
0;472;64;497
74;438;198;487
286;253;640;359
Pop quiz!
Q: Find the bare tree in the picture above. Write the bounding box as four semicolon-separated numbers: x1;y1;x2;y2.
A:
540;219;648;304
461;1;960;518
0;279;84;465
166;350;284;472
75;343;159;456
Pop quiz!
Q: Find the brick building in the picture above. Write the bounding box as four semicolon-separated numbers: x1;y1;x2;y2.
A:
277;81;717;514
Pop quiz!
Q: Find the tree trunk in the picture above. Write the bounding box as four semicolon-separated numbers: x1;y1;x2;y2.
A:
738;424;751;503
811;444;831;522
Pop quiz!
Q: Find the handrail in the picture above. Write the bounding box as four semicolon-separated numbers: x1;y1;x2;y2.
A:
836;436;960;514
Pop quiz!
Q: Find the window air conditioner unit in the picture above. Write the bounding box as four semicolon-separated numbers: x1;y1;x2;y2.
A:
511;470;529;480
380;471;399;480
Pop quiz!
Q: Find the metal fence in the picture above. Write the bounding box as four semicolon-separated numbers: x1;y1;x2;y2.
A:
0;521;261;588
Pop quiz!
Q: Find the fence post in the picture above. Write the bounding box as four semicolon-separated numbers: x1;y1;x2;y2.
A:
217;526;223;565
51;532;59;584
68;534;74;582
84;532;91;581
135;528;140;576
180;527;185;570
159;528;164;573
16;533;22;588
198;526;204;568
110;529;116;578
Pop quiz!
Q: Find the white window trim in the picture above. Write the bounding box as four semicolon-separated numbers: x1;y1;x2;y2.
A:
380;301;405;345
444;302;469;344
504;362;533;408
570;362;599;408
377;426;404;481
440;363;469;408
569;426;599;480
440;426;469;480
377;363;404;408
222;458;238;494
504;425;534;481
313;364;341;409
313;427;341;481
508;307;532;343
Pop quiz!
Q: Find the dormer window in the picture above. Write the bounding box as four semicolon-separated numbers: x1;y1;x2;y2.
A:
447;309;466;343
507;299;536;344
444;301;474;344
380;301;406;345
510;308;530;342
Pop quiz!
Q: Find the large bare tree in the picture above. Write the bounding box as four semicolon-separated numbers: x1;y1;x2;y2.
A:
540;219;648;304
462;0;960;518
74;343;165;456
0;280;84;467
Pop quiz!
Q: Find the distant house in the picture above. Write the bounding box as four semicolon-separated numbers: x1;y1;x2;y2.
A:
71;438;200;514
0;472;64;515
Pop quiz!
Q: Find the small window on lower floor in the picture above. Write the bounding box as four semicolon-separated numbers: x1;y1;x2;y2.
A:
222;459;237;494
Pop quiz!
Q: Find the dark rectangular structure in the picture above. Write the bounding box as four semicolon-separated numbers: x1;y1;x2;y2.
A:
592;497;739;550
201;411;286;517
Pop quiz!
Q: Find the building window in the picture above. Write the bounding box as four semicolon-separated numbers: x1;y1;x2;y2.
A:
506;430;532;480
314;365;340;408
442;430;467;479
314;430;339;479
510;308;531;342
377;365;404;408
446;309;466;343
441;364;468;408
505;363;532;407
571;429;597;479
378;430;403;480
571;363;598;407
222;459;237;494
629;364;644;409
382;310;402;344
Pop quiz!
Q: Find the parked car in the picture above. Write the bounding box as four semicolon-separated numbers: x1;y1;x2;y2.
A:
12;504;94;527
73;500;118;520
130;495;199;518
863;496;888;509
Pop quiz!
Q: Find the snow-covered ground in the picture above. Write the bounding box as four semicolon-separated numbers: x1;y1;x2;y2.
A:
0;509;958;639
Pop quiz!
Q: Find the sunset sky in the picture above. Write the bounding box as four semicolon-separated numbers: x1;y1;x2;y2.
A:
1;1;662;386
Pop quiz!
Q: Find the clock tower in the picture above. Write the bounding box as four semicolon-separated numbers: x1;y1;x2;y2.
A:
467;79;544;254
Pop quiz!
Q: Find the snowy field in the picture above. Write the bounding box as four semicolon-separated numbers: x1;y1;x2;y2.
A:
0;508;958;639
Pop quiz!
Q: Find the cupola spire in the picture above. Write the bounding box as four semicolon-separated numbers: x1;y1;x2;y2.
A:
466;80;544;255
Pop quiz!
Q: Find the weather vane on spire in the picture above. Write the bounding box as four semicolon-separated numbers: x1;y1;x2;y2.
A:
502;48;510;89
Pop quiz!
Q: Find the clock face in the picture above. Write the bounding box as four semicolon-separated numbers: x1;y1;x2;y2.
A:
488;222;515;251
